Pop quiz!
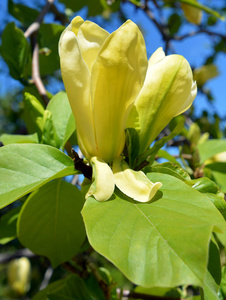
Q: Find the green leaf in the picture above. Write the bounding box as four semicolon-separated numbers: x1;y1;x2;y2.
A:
0;144;76;209
42;110;60;148
46;92;76;149
22;92;45;140
38;24;65;75
0;206;20;244
136;116;185;169
204;163;226;193
18;179;85;267
33;274;105;300
124;128;140;168
157;149;181;165
198;140;226;164
185;177;226;219
202;237;221;300
0;22;30;80
60;0;120;16
0;133;38;145
8;0;39;27
177;0;224;20
146;162;191;181
168;13;182;35
82;173;226;288
135;286;181;298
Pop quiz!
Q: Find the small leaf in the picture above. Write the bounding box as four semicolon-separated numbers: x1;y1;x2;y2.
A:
124;128;140;169
22;92;45;140
177;0;224;20
0;144;76;209
18;179;86;267
0;133;38;145
157;149;181;165
46;92;76;149
146;162;191;181
0;22;30;80
82;173;226;288
198;140;226;164
0;206;20;244
42;110;60;148
168;13;181;35
136;116;185;169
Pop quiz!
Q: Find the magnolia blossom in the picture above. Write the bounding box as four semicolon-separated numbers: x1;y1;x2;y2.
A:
59;16;197;202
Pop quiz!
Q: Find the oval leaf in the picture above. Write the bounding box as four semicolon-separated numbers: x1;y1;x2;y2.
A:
82;173;226;288
18;179;86;267
0;144;76;208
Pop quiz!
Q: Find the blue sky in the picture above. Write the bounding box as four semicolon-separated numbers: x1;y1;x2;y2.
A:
0;0;226;121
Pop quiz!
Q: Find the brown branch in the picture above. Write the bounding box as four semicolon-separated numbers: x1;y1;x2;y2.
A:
174;29;226;41
24;0;54;38
31;35;49;106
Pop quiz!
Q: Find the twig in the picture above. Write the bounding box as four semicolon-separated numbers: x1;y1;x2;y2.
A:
39;266;54;290
31;35;49;106
62;261;84;277
24;0;54;38
174;29;226;41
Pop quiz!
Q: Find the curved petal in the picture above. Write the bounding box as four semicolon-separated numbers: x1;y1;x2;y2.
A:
128;53;197;153
86;157;115;201
58;16;84;56
91;20;148;163
113;157;162;202
59;30;96;159
148;47;165;66
77;21;109;71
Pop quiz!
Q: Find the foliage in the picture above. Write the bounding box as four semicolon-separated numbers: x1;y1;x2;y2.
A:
0;0;226;300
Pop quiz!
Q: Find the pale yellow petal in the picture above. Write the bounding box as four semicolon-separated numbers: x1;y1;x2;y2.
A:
90;20;148;163
58;16;84;56
77;21;109;71
86;157;115;201
59;30;96;160
129;54;196;153
148;47;165;66
113;157;162;202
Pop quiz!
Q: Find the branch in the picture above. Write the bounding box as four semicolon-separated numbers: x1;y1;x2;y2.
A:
31;35;49;106
24;0;54;38
174;29;226;41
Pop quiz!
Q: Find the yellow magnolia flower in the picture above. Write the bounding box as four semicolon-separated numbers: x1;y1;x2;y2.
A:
59;17;197;202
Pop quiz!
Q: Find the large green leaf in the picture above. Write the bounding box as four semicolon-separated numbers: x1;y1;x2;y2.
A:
18;179;85;267
0;133;38;145
38;24;65;75
204;163;226;193
0;22;30;80
0;206;20;244
198;140;226;164
33;274;105;300
46;92;76;149
202;237;221;300
82;173;226;288
0;144;76;209
8;0;39;27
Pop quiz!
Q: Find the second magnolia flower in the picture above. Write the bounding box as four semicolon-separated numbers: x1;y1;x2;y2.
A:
59;16;197;202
